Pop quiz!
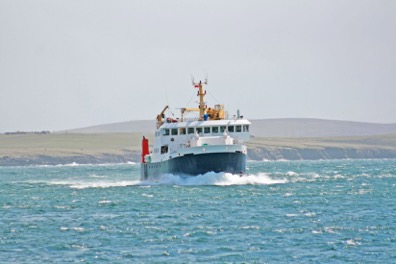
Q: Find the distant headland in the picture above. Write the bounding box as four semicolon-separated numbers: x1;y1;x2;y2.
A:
1;118;396;166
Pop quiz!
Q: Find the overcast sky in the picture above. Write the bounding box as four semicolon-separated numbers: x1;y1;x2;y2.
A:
1;0;395;132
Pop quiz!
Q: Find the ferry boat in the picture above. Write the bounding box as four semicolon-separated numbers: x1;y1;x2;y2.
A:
140;78;251;180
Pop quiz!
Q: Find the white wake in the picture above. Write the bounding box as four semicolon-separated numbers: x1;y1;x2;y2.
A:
27;172;286;189
140;172;287;186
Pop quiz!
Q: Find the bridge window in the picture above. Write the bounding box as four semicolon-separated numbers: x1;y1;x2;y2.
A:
196;127;202;134
171;128;178;135
160;145;168;154
243;125;249;132
204;127;211;134
236;125;242;132
220;126;227;132
162;129;170;136
179;128;186;135
228;125;234;132
212;126;219;133
188;127;195;134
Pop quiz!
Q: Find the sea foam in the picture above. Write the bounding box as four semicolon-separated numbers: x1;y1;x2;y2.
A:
25;172;286;189
141;172;287;186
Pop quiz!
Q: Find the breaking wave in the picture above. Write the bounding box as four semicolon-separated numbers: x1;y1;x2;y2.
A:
25;172;286;189
140;172;287;186
33;161;138;168
28;179;140;189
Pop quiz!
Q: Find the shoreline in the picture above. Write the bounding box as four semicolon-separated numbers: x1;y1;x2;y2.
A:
2;132;396;167
2;148;396;167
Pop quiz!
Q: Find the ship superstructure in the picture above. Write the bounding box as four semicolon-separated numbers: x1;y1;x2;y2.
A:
140;79;251;180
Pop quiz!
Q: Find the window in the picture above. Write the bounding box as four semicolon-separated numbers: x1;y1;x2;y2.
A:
228;125;234;132
220;126;227;132
179;128;186;135
196;127;202;134
212;126;219;133
161;145;168;154
236;125;242;132
162;129;170;136
188;127;195;134
243;125;249;132
204;127;211;134
171;128;178;135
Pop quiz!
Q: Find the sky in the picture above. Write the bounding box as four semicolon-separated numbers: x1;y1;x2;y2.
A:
1;0;395;132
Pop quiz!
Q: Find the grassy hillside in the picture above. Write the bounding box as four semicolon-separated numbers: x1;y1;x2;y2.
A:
0;133;145;157
1;132;396;165
0;133;154;166
248;134;396;160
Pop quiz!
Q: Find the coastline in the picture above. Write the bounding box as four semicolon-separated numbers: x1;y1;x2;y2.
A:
2;147;396;167
1;132;396;166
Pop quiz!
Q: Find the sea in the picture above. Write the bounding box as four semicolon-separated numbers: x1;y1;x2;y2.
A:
1;159;395;263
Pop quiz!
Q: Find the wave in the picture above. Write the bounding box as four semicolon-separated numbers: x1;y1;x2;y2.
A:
24;172;286;189
141;172;287;186
31;162;138;168
26;179;140;189
68;180;140;189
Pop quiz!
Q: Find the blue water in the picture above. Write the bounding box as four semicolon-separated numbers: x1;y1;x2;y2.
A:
1;159;396;263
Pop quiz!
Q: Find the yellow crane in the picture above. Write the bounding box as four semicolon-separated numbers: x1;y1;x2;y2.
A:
180;107;200;122
156;105;169;128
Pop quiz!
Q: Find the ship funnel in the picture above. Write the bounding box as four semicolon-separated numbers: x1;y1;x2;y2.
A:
141;136;150;163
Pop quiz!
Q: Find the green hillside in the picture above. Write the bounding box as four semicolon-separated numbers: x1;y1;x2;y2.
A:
1;132;396;166
0;133;147;157
248;134;396;160
0;133;152;165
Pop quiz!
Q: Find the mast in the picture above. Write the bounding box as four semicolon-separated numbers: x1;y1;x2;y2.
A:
192;78;207;120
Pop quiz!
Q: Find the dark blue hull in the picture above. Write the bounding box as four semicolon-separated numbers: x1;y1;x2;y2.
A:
141;152;246;180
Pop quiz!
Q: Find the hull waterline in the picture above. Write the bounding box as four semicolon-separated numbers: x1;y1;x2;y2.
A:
141;152;246;180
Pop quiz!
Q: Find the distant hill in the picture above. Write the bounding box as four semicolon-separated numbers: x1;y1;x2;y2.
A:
250;118;396;137
65;118;396;138
64;120;154;134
